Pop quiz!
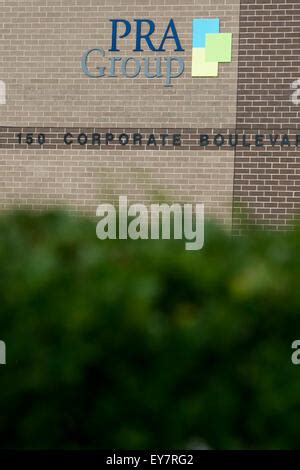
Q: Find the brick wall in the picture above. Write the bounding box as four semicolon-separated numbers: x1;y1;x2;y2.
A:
0;0;240;225
233;0;300;232
0;0;240;128
2;0;299;231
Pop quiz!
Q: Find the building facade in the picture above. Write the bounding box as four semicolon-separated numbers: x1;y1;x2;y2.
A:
0;0;299;232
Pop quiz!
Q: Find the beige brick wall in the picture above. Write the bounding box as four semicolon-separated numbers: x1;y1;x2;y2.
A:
0;147;234;224
0;0;240;128
0;0;240;225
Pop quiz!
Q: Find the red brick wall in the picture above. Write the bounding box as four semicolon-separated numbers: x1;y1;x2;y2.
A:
233;0;300;232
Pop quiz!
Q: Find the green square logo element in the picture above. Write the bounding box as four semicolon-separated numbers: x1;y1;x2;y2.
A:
205;33;232;63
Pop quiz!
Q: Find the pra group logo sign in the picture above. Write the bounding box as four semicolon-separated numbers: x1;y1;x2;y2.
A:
81;18;233;87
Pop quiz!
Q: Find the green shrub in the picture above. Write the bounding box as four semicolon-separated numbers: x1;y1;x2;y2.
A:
0;211;300;449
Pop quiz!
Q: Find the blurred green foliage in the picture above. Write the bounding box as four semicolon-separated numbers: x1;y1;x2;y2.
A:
0;211;300;449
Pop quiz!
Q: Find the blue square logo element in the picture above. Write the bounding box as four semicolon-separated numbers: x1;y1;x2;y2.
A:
192;18;220;48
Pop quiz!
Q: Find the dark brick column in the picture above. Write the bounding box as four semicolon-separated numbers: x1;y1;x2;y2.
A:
233;0;300;232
